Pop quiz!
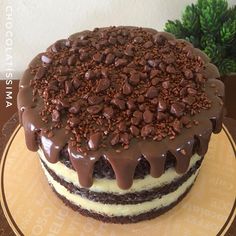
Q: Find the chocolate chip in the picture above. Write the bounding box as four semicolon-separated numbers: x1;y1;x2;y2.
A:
166;65;176;74
52;109;60;122
80;52;89;61
110;133;120;145
105;53;115;65
163;53;175;64
143;110;153;123
159;62;166;72
173;120;182;133
120;133;129;144
143;41;153;48
157;111;167;121
87;104;103;114
181;116;191;126
184;69;193;79
157;99;167;111
71;77;81;89
151;77;160;86
51;40;66;52
153;34;165;44
145;86;158;98
180;87;187;96
170;102;185;117
111;98;126;110
141;125;154;137
118;121;126;132
85;70;95;80
69;117;80;127
130;125;140;136
101;68;109;78
133;110;142;119
65;81;73;94
93;52;103;62
58;66;69;75
147;59;158;68
129;73;140;85
69;101;81;114
57;76;67;83
108;36;117;45
187;87;197;95
162;81;170;89
150;70;159;79
41;55;52;64
115;58;128;67
68;55;77;66
133;36;143;43
124;45;134;56
127;99;136;110
103;107;114;119
35;67;46;79
117;35;126;45
88;132;102;150
88;95;103;105
182;96;196;105
122;82;133;95
96;78;110;93
137;95;145;103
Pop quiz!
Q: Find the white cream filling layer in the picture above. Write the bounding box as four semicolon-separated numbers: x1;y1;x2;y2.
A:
38;148;201;194
41;163;199;217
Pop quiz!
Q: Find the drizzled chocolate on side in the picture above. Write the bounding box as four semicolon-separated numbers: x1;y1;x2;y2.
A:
17;26;224;190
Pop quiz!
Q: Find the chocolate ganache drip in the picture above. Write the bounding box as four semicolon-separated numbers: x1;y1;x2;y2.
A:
17;26;224;190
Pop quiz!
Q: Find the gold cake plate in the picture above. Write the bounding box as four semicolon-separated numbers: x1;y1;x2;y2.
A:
1;125;236;236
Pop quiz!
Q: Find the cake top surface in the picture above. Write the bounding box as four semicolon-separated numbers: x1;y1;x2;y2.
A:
28;27;212;151
18;26;224;189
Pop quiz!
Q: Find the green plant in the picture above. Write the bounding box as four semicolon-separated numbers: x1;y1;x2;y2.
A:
165;0;236;75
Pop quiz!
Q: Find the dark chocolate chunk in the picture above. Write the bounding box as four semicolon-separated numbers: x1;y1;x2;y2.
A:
111;98;126;110
130;125;140;136
88;132;102;150
105;53;115;65
87;104;103;114
96;78;110;93
170;102;185;117
143;110;154;123
122;82;133;95
141;125;154;137
145;86;158;98
103;107;114;119
88;95;103;105
52;109;60;122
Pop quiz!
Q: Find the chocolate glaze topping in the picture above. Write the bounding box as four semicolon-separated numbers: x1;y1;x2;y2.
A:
17;26;224;190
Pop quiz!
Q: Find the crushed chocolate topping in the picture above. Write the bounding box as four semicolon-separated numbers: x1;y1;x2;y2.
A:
29;27;212;150
18;26;224;190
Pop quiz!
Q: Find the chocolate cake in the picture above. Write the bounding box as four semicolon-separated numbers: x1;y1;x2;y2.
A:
17;26;224;224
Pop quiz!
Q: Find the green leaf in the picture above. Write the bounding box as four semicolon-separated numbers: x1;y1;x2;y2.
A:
219;58;236;75
199;0;228;34
203;43;224;65
182;4;200;35
200;34;215;48
164;20;185;38
164;0;235;75
221;5;236;22
185;35;201;48
220;18;236;44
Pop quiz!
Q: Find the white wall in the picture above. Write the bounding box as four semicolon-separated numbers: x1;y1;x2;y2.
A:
0;0;235;74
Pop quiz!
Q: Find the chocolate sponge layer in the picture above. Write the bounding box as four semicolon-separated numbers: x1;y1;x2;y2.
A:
40;157;202;205
51;183;194;224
